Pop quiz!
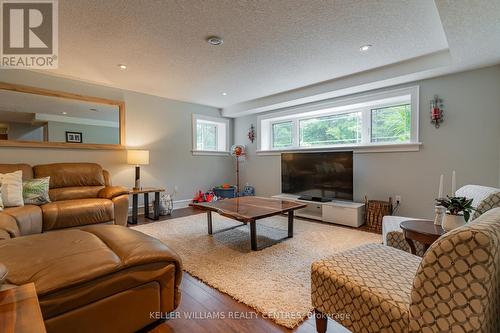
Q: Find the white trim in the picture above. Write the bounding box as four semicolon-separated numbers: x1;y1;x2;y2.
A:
35;113;119;128
257;86;419;152
127;198;193;215
191;150;230;156
256;142;422;155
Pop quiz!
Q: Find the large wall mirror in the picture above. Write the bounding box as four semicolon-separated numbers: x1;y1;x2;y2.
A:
0;83;125;149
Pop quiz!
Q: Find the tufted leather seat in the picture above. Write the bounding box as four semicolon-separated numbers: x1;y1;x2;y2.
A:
0;225;183;333
41;198;114;231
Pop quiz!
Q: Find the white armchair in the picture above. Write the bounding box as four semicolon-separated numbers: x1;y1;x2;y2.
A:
382;184;500;256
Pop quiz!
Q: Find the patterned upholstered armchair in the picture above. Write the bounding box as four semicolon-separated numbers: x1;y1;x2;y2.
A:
311;207;500;333
383;185;500;256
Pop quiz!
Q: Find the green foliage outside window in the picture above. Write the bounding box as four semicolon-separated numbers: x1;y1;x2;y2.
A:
299;112;362;146
272;122;293;148
196;122;217;150
371;104;411;143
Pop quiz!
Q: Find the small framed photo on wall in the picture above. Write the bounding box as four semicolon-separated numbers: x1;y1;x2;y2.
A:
66;131;83;143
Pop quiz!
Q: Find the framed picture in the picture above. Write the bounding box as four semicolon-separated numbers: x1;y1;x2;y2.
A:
65;131;83;143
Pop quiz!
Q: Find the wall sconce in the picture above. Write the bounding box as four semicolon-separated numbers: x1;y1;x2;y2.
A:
430;95;444;128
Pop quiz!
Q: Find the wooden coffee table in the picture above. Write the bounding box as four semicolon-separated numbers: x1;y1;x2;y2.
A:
190;196;307;251
400;220;446;255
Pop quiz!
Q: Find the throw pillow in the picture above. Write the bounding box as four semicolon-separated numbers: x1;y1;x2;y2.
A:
0;187;3;211
471;191;500;220
0;170;24;207
23;177;51;205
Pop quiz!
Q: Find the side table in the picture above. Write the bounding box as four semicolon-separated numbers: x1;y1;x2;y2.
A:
128;188;165;224
400;220;446;255
0;283;46;333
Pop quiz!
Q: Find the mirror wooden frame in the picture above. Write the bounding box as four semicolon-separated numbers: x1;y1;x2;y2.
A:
0;82;125;150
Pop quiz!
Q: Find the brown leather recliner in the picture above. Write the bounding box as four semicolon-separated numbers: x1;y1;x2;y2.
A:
0;163;129;239
0;224;183;333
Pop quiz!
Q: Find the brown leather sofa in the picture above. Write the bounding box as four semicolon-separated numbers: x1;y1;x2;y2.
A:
0;163;129;239
0;224;183;333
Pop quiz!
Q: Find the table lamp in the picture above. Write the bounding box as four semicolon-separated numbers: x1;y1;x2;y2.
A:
127;150;149;190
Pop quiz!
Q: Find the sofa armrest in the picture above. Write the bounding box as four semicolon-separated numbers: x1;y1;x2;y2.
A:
112;194;129;226
0;212;21;240
98;186;129;200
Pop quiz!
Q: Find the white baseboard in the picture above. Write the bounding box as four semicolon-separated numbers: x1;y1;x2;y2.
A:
128;198;192;215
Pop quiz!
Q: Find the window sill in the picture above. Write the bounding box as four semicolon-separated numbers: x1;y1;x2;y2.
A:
192;150;230;156
256;142;422;155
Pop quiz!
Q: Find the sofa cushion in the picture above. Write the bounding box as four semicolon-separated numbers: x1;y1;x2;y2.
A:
41;198;114;231
48;186;104;201
311;243;421;332
1;205;42;235
0;170;24;207
0;164;33;180
0;225;182;319
34;163;105;188
23;176;51;205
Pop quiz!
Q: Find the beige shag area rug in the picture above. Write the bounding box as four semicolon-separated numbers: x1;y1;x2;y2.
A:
132;213;381;328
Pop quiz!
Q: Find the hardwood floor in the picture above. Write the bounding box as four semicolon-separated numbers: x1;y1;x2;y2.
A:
146;273;348;333
132;207;353;333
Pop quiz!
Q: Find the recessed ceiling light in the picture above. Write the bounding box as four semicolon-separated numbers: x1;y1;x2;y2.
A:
359;44;372;52
118;64;127;70
222;92;227;96
207;36;223;46
61;112;67;115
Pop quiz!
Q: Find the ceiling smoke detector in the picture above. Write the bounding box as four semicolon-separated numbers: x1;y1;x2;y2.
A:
207;36;223;46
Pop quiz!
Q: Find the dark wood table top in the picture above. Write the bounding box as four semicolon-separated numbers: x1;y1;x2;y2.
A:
128;187;165;194
400;220;446;237
190;196;307;222
0;283;46;333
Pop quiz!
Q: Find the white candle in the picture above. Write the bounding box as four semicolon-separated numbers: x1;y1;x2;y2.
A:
438;174;444;198
451;170;456;196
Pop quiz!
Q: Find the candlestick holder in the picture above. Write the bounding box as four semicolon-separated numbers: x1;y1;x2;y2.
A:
434;205;446;226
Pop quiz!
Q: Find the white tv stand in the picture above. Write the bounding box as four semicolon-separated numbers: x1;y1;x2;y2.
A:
273;194;365;228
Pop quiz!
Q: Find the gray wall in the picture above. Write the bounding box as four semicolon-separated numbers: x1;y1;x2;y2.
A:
234;66;500;218
0;70;234;202
5;122;44;141
47;121;119;144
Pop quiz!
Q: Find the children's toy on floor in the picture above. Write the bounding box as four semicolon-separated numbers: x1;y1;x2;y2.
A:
192;190;218;203
213;184;237;199
241;183;255;196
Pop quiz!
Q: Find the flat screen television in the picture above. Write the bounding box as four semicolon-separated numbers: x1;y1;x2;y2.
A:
281;151;353;201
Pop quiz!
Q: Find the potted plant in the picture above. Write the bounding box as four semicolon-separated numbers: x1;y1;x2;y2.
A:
435;196;474;231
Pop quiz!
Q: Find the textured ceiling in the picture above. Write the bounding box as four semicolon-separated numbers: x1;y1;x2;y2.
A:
40;0;452;108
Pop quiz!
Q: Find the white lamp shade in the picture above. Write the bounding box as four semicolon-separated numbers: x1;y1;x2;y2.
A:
127;150;149;165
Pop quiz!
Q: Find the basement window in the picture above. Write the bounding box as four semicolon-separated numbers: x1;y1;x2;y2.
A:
257;86;420;154
192;114;230;155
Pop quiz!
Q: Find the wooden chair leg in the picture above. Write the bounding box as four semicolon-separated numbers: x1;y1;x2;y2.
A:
315;309;328;333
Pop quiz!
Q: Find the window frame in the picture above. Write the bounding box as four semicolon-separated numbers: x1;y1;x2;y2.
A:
192;114;230;155
271;120;295;149
258;86;420;154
